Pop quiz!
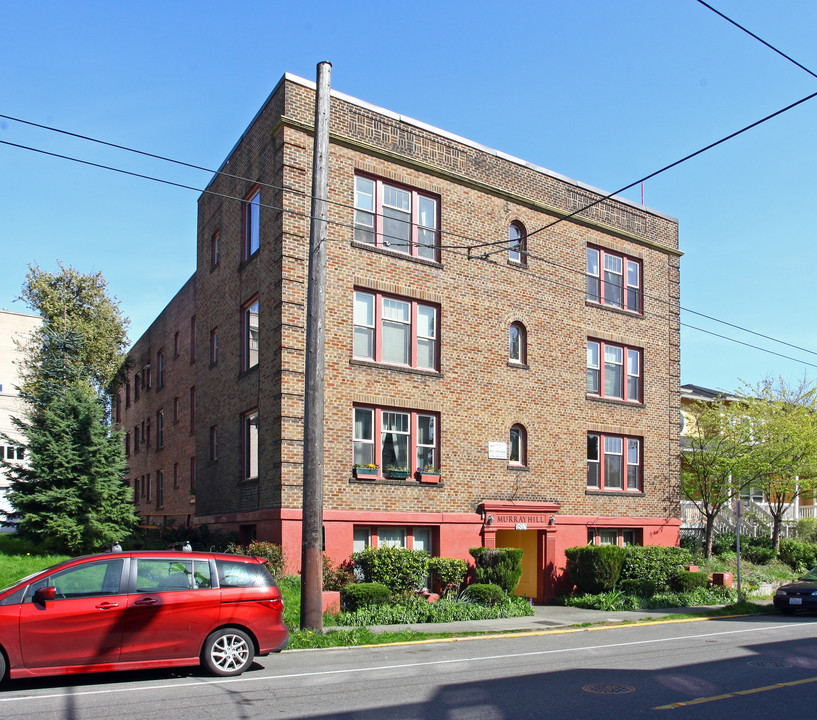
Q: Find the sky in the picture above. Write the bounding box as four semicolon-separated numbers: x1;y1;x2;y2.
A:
2;0;816;395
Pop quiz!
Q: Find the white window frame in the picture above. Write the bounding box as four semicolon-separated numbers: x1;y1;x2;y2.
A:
587;339;642;403
587;245;643;313
353;174;439;261
353;406;440;474
353;290;439;371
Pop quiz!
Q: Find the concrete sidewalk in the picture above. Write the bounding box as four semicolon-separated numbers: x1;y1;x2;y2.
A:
356;604;734;636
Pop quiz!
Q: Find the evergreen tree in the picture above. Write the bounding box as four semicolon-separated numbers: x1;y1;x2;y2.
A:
2;264;137;553
3;329;137;552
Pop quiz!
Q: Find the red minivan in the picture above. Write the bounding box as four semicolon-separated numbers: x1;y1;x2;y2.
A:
0;550;289;683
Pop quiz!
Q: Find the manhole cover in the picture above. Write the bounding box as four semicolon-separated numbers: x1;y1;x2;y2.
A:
582;683;636;695
748;660;792;668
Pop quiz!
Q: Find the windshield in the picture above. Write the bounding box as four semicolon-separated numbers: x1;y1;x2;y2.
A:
800;567;817;581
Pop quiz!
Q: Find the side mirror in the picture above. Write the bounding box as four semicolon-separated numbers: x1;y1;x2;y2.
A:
33;586;57;604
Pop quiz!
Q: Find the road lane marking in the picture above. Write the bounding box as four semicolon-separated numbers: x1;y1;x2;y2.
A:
1;622;809;705
654;675;817;709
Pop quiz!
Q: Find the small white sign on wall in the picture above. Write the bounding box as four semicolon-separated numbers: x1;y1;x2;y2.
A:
488;442;508;460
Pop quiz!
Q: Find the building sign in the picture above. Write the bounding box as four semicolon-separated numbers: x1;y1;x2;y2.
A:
495;514;547;527
488;442;507;460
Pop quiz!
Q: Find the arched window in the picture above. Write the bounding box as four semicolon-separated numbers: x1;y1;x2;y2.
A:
509;424;527;466
509;321;527;364
509;222;526;264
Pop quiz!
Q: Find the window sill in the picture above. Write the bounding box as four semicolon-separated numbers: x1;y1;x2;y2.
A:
585;299;644;318
507;259;527;268
238;250;259;271
507;360;529;370
350;475;442;487
586;395;645;409
351;240;443;268
585;489;645;497
239;364;260;380
350;358;442;378
507;464;529;472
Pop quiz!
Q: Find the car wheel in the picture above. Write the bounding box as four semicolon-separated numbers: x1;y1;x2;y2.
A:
0;649;6;685
202;628;254;676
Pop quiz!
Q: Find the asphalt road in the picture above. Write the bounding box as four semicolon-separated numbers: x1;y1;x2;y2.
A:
2;614;816;719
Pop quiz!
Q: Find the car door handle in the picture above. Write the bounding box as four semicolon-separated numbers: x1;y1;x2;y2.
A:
134;597;158;606
95;602;120;610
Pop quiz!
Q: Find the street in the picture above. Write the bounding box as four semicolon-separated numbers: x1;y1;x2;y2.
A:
2;614;817;718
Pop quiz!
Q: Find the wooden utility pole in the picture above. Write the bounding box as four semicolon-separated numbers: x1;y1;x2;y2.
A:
300;61;331;631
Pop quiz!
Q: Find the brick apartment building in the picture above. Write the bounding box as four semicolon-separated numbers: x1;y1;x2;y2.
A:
119;72;682;601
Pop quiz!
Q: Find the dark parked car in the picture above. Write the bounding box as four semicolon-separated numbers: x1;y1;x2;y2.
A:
774;566;817;613
0;550;288;683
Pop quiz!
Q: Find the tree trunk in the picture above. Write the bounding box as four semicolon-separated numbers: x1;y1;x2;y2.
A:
704;514;716;558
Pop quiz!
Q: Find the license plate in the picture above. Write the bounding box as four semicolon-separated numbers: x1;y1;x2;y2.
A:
790;598;802;605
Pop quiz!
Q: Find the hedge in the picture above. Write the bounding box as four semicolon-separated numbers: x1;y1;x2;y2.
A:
619;546;692;591
340;582;391;611
565;546;625;594
469;547;524;594
461;583;506;606
670;570;710;592
352;546;429;594
428;557;468;597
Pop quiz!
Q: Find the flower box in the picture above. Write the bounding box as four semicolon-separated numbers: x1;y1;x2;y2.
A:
416;471;441;484
352;466;378;479
386;468;411;480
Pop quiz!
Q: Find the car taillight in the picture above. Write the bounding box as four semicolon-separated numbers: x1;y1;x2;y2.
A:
264;597;284;611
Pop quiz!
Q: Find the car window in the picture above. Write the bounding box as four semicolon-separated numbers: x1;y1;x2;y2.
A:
27;559;124;601
216;559;273;588
800;567;817;581
134;559;212;592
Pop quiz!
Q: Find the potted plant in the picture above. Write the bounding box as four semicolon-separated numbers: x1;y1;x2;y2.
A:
416;465;441;484
353;463;379;479
385;465;411;480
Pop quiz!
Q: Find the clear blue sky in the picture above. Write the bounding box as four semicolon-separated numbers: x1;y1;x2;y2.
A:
2;0;816;394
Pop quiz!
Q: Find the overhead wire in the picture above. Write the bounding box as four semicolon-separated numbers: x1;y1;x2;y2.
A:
3;134;815;367
3;74;817;368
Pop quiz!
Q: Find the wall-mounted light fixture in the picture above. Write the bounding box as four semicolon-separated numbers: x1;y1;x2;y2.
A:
548;515;556;525
486;513;494;526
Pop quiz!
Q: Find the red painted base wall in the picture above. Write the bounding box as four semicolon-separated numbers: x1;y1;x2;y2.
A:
199;505;681;602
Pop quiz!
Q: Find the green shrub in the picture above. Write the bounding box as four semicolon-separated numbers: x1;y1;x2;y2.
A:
618;578;656;597
340;582;391;611
620;546;692;590
779;538;817;574
679;533;703;555
428;557;467;597
565;545;625;594
331;593;533;626
461;583;506;606
742;537;777;565
712;533;737;555
227;540;285;579
670;570;710;592
796;517;817;542
323;555;354;591
352;546;429;594
469;547;524;594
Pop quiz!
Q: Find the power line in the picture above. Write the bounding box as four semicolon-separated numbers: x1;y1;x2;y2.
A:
680;322;817;369
470;88;817;256
3;116;816;369
694;0;817;80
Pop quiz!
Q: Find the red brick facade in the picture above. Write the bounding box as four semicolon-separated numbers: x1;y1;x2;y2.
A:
119;73;682;600
119;276;197;528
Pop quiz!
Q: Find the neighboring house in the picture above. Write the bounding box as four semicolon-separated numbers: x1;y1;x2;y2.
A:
0;309;41;530
679;383;806;537
118;72;682;601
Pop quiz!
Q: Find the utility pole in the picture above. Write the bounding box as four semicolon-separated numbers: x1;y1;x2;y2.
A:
300;61;331;631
